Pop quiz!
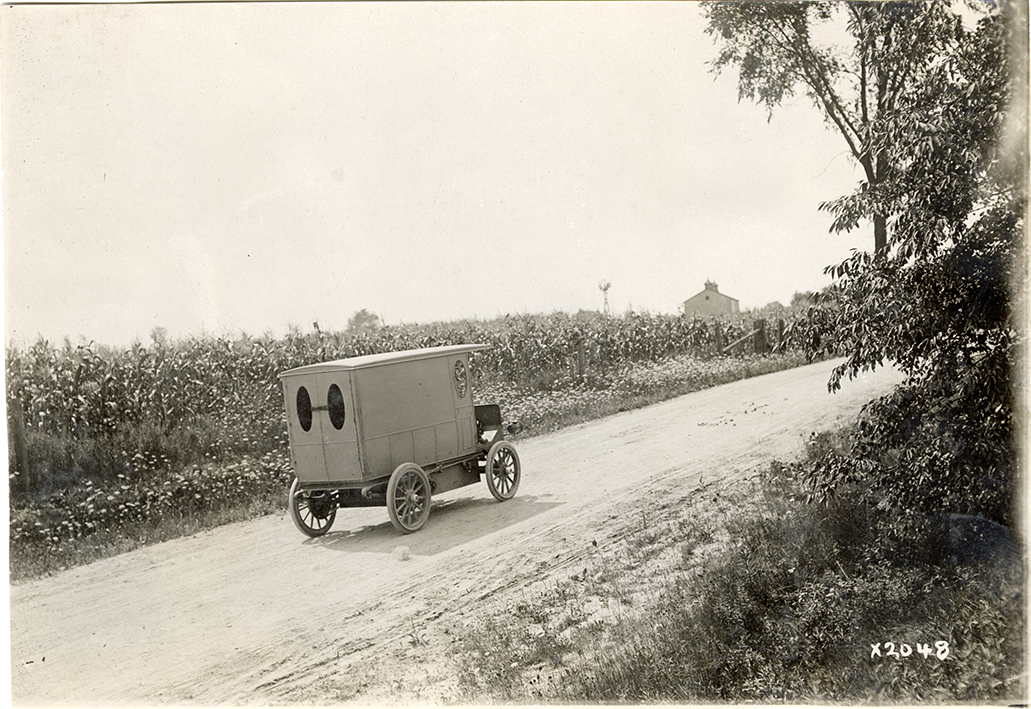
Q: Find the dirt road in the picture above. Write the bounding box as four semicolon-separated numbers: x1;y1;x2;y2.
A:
10;359;902;706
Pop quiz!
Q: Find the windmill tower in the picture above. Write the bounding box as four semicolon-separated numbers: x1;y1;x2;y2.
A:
598;279;611;315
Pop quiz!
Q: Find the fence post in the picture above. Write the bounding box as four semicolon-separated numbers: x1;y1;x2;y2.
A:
576;336;586;378
714;322;724;356
9;398;30;495
753;319;768;354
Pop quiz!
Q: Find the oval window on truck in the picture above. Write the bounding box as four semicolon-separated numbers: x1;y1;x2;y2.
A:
297;386;313;432
327;383;346;430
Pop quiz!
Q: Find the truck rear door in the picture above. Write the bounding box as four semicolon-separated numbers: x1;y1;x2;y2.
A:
315;372;362;482
282;374;329;483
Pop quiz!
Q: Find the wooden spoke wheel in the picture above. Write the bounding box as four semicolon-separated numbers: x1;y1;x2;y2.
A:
289;477;337;537
387;463;432;534
485;441;521;501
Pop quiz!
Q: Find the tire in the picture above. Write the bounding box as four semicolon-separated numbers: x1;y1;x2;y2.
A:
485;441;521;501
289;477;336;537
387;463;432;533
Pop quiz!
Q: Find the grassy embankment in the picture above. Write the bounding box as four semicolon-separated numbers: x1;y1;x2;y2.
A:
448;428;1025;704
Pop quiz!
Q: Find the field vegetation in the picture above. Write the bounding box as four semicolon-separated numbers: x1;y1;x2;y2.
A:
7;308;805;579
450;428;1025;704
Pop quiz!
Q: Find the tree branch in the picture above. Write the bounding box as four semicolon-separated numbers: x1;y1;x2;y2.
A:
763;19;867;165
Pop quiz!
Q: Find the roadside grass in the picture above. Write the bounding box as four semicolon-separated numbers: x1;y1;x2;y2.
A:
450;430;1026;704
479;352;809;436
9;453;292;580
9;351;808;581
9;486;287;580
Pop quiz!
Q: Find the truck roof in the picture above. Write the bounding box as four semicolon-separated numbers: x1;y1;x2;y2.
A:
278;343;491;378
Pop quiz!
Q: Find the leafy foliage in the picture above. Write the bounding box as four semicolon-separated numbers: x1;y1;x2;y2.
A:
345;308;382;333
705;2;973;252
708;0;1026;523
10;450;294;553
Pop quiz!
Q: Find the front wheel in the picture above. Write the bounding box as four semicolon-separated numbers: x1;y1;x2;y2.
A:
289;477;336;537
485;441;521;501
387;463;432;533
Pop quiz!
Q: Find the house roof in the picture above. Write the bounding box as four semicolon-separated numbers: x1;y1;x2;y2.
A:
684;285;738;304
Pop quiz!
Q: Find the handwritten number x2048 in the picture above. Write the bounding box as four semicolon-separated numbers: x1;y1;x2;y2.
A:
871;641;949;660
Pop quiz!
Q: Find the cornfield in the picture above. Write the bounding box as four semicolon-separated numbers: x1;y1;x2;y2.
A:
7;309;800;568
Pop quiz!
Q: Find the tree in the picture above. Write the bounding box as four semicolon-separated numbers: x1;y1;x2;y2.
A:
346;309;382;334
150;327;169;350
706;1;975;254
707;1;1027;524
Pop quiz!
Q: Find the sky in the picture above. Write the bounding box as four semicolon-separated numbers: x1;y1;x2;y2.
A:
2;2;870;348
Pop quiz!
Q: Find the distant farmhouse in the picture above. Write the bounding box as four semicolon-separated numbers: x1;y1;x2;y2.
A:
682;280;739;317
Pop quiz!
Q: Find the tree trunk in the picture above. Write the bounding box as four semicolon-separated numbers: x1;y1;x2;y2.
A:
874;213;887;254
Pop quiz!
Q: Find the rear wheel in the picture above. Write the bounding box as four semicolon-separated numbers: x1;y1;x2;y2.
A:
387;463;432;533
485;441;521;501
289;477;336;537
